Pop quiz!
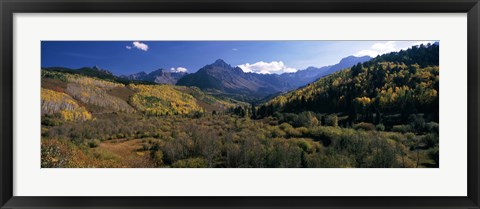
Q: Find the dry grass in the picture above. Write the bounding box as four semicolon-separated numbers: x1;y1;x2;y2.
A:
92;139;155;168
41;78;68;93
107;86;136;102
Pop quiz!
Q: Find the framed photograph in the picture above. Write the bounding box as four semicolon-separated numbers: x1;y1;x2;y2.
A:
1;0;479;208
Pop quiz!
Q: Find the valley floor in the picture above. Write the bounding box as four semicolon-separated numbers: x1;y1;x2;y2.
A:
41;113;438;168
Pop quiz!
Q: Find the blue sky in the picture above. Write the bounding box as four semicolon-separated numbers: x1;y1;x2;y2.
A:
41;41;434;75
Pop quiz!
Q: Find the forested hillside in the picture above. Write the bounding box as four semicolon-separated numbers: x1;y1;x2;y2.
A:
262;43;439;129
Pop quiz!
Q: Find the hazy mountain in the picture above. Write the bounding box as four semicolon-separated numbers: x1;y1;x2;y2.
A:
322;55;372;76
126;71;148;80
279;66;329;88
280;55;372;88
177;59;292;99
123;69;188;85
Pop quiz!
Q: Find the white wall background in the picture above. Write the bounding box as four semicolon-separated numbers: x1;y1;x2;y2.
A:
13;13;467;196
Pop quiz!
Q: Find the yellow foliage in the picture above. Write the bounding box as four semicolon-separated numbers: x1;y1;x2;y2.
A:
354;96;372;106
129;84;205;116
41;88;92;121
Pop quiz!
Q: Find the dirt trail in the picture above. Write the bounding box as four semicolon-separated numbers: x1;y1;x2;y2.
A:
93;139;155;168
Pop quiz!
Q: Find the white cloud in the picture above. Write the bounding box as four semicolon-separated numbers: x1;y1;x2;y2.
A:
412;41;436;46
170;67;188;73
355;49;380;57
372;41;396;52
237;61;297;74
355;41;436;57
125;46;132;49
132;41;149;51
232;48;238;51
355;41;397;57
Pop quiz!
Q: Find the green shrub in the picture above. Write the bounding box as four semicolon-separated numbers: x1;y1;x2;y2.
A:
88;139;100;148
405;132;416;140
308;126;342;146
93;149;119;161
270;127;286;138
376;123;385;131
428;145;439;166
367;138;399;168
151;150;164;166
171;157;208;168
353;122;376;131
285;127;303;138
296;127;309;135
141;143;150;151
325;115;338;127
41;116;63;126
279;122;293;131
424;122;439;133
296;139;313;153
421;133;439;148
391;125;412;133
408;114;425;131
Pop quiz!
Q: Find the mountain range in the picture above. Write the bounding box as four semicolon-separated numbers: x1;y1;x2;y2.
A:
42;55;372;101
176;56;371;99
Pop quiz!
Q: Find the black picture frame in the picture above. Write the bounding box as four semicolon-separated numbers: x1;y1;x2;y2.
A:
1;0;479;208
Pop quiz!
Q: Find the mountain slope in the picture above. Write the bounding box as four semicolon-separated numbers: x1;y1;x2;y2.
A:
41;70;246;121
